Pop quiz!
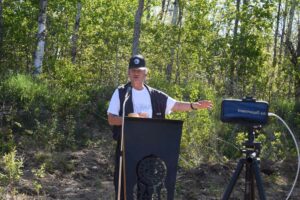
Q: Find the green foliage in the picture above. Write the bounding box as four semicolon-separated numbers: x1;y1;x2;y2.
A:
44;60;93;111
32;163;46;197
4;74;48;109
33;151;75;175
235;129;289;162
178;110;215;167
162;82;217;168
0;0;38;75
33;115;64;151
214;122;241;160
1;67;102;151
269;99;295;123
0;149;23;197
0;128;15;154
261;131;287;161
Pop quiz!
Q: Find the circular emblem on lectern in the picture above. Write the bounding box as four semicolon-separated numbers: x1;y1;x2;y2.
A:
137;155;167;186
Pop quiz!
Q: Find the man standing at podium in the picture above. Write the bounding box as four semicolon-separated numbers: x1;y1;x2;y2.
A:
107;54;213;199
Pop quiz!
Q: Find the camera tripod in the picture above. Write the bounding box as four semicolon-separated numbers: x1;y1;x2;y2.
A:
222;127;266;200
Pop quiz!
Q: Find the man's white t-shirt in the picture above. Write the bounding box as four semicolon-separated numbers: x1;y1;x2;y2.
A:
107;87;176;117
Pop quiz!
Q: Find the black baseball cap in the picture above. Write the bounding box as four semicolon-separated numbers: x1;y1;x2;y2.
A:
128;55;147;70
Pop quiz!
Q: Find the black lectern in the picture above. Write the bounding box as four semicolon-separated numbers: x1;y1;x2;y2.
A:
123;117;183;200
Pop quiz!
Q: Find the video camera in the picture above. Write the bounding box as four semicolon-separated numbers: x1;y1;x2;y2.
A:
221;97;269;126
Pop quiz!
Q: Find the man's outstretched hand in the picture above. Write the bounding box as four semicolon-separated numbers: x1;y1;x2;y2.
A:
191;100;213;110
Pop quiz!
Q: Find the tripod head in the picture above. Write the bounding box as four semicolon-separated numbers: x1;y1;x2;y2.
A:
240;126;262;161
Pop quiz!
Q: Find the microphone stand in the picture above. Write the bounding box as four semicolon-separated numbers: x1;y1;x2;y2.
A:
117;87;131;200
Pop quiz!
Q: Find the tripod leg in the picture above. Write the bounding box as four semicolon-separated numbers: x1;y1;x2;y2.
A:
245;158;255;200
222;159;245;200
252;159;266;200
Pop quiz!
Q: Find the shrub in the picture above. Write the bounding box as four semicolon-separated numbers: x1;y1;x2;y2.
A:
0;149;23;197
4;74;48;109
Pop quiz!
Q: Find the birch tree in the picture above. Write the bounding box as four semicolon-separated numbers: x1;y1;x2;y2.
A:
71;1;82;64
33;0;48;75
162;0;171;23
132;0;144;55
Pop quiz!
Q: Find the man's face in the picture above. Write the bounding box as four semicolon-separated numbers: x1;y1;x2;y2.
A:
128;68;147;85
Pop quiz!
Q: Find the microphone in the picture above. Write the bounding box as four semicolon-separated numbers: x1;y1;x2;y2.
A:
125;86;132;99
117;86;131;200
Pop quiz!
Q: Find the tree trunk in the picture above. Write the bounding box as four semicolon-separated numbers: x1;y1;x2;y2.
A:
146;0;151;20
166;49;174;82
0;0;3;63
171;0;178;25
285;0;297;97
162;0;171;23
272;0;281;67
175;1;183;84
71;1;82;64
228;0;241;96
279;0;288;63
115;39;120;86
166;0;179;82
132;0;144;55
295;25;300;107
268;0;282;101
175;22;183;84
286;24;300;111
33;0;48;75
159;0;166;20
284;0;297;55
291;24;300;114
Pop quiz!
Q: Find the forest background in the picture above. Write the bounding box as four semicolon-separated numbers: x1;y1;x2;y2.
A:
0;0;300;199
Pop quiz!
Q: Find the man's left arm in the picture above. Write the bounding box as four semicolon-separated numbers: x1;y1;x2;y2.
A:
172;100;213;112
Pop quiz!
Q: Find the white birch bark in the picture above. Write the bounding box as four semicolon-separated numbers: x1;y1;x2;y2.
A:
33;0;47;75
171;0;178;25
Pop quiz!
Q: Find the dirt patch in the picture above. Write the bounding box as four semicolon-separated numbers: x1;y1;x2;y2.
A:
16;145;116;200
6;131;300;200
175;161;300;200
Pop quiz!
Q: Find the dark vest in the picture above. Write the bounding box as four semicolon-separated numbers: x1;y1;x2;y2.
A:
112;82;168;140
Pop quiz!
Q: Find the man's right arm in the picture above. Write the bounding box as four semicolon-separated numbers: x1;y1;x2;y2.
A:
107;113;122;126
107;88;122;126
